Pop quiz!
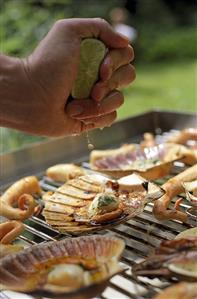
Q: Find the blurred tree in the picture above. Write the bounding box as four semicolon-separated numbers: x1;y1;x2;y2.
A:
163;0;197;26
1;0;120;56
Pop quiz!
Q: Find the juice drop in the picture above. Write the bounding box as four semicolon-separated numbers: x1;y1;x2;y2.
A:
86;132;94;150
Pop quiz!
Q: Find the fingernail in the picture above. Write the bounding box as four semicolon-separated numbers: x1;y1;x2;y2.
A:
91;84;104;101
118;33;129;44
68;104;84;116
108;90;118;98
103;56;112;80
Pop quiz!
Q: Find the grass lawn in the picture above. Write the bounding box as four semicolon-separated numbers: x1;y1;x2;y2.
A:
118;60;197;119
1;60;196;153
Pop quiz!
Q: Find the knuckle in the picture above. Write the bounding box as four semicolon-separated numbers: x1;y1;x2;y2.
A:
110;111;117;122
111;79;120;90
117;91;124;104
127;45;135;61
127;64;136;83
54;19;65;30
94;17;108;26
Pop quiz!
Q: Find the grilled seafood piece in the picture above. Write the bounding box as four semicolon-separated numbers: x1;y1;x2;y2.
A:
90;143;197;179
140;132;156;148
183;180;197;207
46;164;86;182
0;176;41;220
0;244;24;258
0;235;124;298
141;128;197;164
153;164;197;222
133;237;197;282
0;220;24;258
43;173;164;234
175;227;197;239
153;282;197;299
166;128;197;145
0;221;24;244
141;128;197;148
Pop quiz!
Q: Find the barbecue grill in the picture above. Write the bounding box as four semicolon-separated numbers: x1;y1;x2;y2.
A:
0;110;196;299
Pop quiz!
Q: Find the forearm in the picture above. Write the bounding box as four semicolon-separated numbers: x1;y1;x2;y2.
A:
0;54;34;131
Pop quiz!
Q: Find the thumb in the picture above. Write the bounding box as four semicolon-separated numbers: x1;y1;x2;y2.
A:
65;18;129;49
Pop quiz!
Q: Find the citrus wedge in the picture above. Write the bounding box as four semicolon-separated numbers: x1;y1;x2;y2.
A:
71;38;106;99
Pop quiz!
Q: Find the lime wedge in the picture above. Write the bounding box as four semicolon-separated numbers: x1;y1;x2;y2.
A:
71;38;106;99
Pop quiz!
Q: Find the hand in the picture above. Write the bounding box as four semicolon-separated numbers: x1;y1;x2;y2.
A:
1;18;135;136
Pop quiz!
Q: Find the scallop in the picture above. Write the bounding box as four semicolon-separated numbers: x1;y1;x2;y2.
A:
90;143;197;180
0;235;124;298
153;282;197;299
47;264;84;287
42;173;164;234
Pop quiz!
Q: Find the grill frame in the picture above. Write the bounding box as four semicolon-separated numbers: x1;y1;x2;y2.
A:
1;110;196;299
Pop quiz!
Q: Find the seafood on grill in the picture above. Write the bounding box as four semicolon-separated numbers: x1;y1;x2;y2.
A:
0;235;125;298
0;220;24;244
183;180;197;208
42;173;164;234
0;220;24;258
164;128;197;147
175;227;197;239
153;164;197;222
46;164;86;183
90;143;197;180
153;282;197;299
133;237;197;282
141;128;197;148
140;128;197;165
0;176;41;221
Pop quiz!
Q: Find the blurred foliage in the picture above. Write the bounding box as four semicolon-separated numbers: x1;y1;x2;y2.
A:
0;127;47;153
1;0;197;153
118;60;196;119
135;26;197;62
1;0;119;56
1;0;197;60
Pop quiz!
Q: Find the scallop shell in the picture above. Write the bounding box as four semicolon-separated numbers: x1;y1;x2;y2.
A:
132;237;197;282
42;173;164;234
153;282;197;299
175;228;197;239
90;143;197;179
0;235;125;298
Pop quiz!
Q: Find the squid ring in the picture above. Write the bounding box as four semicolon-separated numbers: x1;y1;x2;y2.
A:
0;220;24;244
0;176;41;221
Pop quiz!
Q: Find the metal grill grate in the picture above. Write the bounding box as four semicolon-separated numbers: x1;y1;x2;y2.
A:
1;119;196;299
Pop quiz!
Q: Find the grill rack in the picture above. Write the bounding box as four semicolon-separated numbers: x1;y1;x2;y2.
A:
1;111;196;299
